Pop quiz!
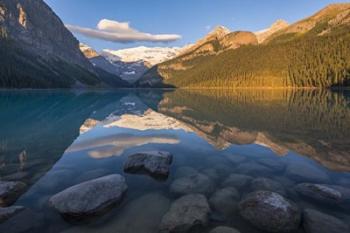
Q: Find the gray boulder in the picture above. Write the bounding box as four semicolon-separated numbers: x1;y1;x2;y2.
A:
222;174;253;189
209;226;241;233
49;174;127;218
124;151;173;178
209;187;240;216
295;183;342;205
239;191;301;232
159;194;210;233
0;206;25;223
251;178;286;195
285;162;330;183
303;209;349;233
0;181;27;207
170;173;215;196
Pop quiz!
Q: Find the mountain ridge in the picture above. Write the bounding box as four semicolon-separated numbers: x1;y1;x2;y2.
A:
138;3;350;88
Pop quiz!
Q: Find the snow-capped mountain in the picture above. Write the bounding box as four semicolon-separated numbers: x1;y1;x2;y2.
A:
102;46;182;67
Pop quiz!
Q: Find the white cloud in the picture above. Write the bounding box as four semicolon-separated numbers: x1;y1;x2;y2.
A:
205;25;212;31
66;19;182;43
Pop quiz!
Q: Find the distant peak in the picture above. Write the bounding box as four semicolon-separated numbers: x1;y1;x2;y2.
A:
210;25;231;35
271;19;289;28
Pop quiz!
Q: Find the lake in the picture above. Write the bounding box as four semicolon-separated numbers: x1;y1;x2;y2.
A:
0;89;349;233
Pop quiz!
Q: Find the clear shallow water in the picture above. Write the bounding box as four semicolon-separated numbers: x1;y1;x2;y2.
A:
0;89;350;233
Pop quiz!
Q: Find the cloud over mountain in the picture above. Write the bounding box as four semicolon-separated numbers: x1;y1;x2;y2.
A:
66;19;182;43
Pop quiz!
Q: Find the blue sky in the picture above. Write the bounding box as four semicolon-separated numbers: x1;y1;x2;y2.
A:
44;0;342;51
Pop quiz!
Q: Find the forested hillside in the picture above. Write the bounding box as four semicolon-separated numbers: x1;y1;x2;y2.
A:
139;4;350;88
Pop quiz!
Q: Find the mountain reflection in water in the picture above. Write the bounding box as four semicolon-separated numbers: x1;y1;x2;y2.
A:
0;89;349;233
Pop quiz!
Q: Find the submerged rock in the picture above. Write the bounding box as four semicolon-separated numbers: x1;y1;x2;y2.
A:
285;162;330;183
0;206;25;223
209;226;241;233
295;183;342;205
174;167;198;179
239;191;301;232
0;209;43;233
159;194;210;233
251;178;286;195
225;154;247;165
0;181;27;207
209;187;240;216
62;192;170;233
2;172;29;181
236;162;272;175
222;174;253;189
303;209;349;233
256;158;286;172
49;174;127;218
124;151;173;178
201;168;220;181
170;173;215;196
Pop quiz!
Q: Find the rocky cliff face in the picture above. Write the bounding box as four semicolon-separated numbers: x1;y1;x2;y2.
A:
0;0;118;88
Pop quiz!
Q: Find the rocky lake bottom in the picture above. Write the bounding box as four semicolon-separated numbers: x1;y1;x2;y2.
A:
0;89;349;233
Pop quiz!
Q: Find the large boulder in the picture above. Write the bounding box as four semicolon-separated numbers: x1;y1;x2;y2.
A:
303;209;349;233
295;183;342;205
49;174;127;218
0;181;27;207
170;173;215;196
285;162;330;183
251;178;286;195
209;187;240;216
159;194;210;233
0;206;25;223
222;174;253;189
209;226;241;233
239;191;301;232
124;151;173;178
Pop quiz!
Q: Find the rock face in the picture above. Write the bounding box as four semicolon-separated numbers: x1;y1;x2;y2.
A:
0;0;126;88
0;206;25;223
124;151;173;178
295;183;343;205
159;194;210;233
239;191;301;232
303;209;349;233
209;226;241;233
49;175;127;218
220;31;258;50
0;181;27;207
170;173;215;196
